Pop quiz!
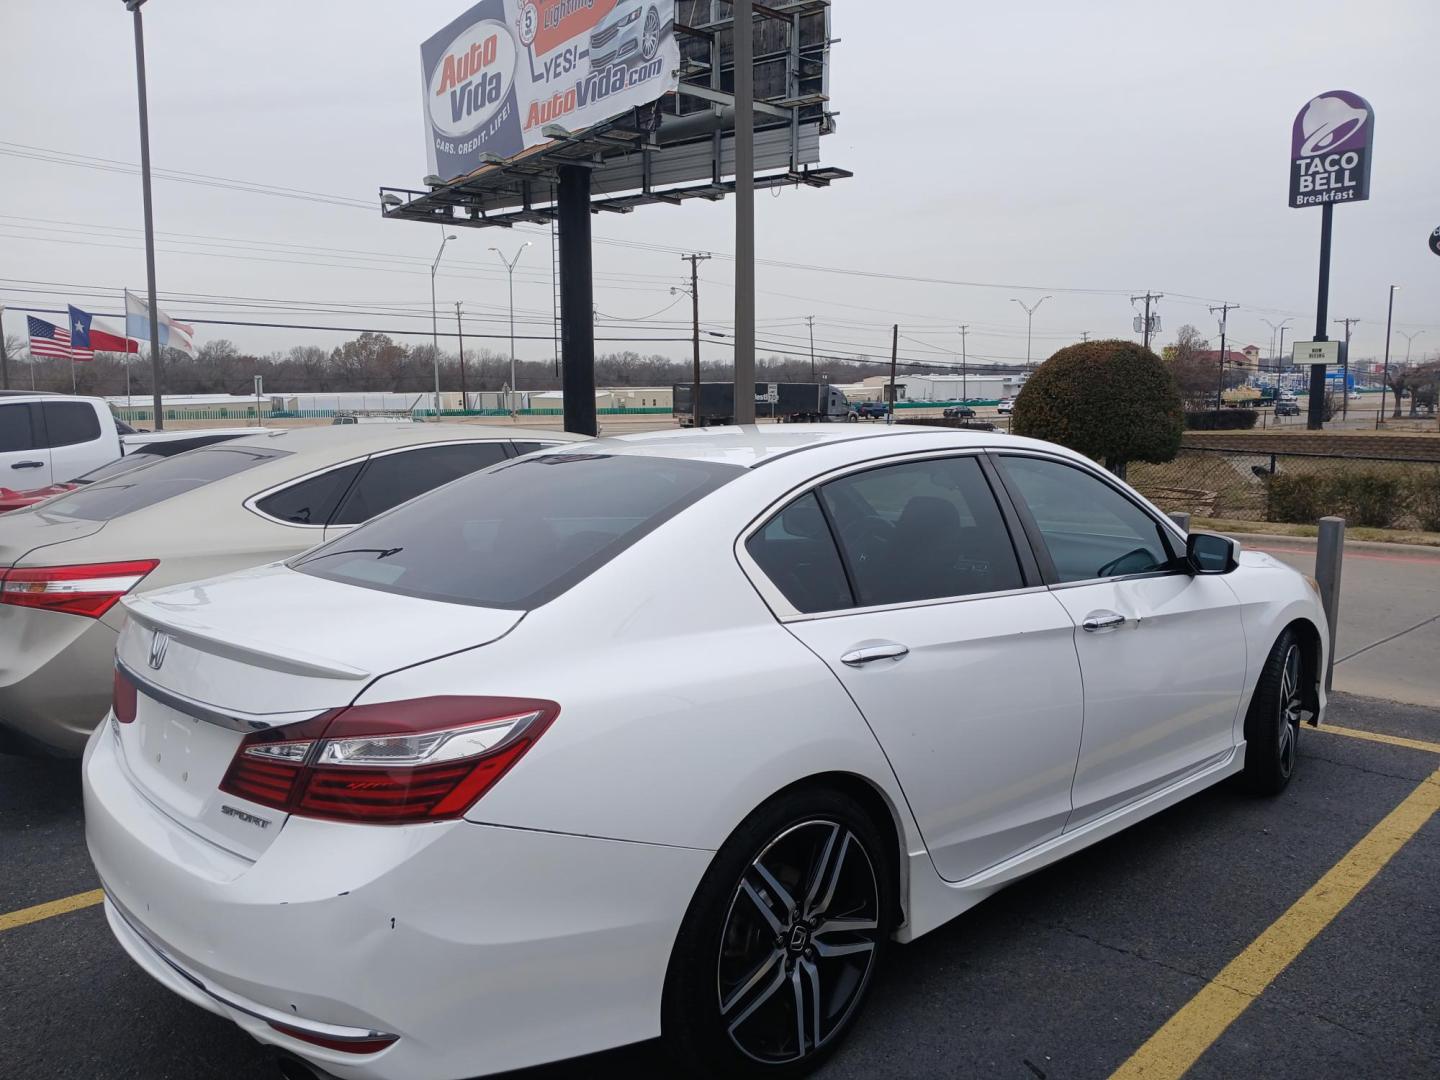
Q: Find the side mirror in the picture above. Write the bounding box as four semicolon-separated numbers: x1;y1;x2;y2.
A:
1186;532;1240;575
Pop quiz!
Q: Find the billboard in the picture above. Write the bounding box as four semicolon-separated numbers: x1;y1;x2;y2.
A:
421;0;679;181
1288;90;1374;209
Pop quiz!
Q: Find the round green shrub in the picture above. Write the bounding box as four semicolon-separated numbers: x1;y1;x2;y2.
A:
1013;340;1184;473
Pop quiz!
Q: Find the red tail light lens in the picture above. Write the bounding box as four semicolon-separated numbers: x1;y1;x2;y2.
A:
218;697;557;825
1;560;159;618
265;1022;398;1055
112;666;138;724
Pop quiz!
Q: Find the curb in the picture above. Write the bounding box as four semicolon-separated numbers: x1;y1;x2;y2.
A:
1220;532;1440;555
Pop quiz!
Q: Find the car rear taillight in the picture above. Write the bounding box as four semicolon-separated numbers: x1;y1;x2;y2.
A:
218;697;558;825
112;666;138;724
0;560;159;618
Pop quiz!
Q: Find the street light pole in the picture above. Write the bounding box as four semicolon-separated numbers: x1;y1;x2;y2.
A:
491;242;531;416
431;232;456;419
1377;285;1398;428
1010;296;1051;368
1263;318;1292;374
957;324;968;402
125;0;166;430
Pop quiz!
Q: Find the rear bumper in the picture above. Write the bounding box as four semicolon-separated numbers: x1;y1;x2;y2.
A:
83;720;713;1080
0;608;114;756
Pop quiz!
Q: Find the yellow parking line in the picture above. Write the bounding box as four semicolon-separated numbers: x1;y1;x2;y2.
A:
0;889;104;933
1316;725;1440;756
1109;766;1440;1080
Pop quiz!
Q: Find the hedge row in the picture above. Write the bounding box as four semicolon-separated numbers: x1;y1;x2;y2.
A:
1185;409;1259;430
1267;467;1440;530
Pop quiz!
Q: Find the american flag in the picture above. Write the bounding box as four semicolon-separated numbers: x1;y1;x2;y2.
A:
26;316;76;360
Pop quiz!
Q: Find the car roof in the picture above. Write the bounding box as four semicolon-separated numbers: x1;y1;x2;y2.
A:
209;422;587;457
558;423;1071;470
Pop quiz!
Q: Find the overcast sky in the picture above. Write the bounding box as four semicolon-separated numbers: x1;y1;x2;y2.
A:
3;0;1437;375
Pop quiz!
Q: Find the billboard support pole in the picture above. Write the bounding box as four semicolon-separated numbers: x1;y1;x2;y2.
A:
732;0;756;424
558;165;597;437
1307;202;1333;430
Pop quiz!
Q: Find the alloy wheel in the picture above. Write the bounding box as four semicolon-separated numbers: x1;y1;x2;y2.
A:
642;8;661;59
1277;643;1302;778
716;819;881;1065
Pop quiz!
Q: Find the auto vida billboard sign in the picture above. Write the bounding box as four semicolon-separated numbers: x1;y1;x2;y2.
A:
421;0;678;182
1288;90;1374;208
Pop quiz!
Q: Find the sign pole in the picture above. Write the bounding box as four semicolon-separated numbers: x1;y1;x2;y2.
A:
732;0;755;424
1307;202;1333;430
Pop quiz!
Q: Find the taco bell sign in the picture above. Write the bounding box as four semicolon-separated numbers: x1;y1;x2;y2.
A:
420;0;678;183
1288;90;1374;209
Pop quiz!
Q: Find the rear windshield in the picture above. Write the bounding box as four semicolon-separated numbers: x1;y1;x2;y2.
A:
293;453;741;609
72;451;167;485
44;444;289;521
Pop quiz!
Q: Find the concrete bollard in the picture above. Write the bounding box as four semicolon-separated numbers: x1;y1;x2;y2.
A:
1315;516;1345;692
1168;511;1191;532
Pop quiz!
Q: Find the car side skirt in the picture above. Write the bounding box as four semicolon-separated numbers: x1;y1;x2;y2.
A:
897;743;1244;942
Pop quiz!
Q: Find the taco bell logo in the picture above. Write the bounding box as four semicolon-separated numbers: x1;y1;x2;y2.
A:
1288;90;1374;209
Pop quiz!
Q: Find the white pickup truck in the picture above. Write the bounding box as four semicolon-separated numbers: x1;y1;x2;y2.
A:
0;392;130;488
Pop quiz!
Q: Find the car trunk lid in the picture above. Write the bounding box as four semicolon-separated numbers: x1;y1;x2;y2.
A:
111;562;524;859
0;507;106;569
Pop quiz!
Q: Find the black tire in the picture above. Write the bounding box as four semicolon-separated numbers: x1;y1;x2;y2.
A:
662;788;893;1078
1240;628;1305;795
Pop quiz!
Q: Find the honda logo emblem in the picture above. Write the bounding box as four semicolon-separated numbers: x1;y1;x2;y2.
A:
148;631;169;671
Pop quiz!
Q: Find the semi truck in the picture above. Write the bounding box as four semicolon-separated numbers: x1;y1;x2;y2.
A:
673;382;852;427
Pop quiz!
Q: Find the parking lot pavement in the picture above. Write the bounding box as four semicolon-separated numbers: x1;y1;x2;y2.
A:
2;694;1437;1080
1238;537;1440;708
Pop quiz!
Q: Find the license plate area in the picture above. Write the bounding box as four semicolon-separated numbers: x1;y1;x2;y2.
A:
126;694;243;824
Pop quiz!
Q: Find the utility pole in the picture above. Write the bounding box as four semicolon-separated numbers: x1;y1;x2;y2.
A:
1131;292;1164;350
1333;317;1359;419
125;0;166;429
887;324;898;425
732;0;755;423
1011;296;1051;368
455;301;467;411
1210;302;1237;410
680;252;711;427
1080;330;1090;342
806;315;816;380
957;324;968;402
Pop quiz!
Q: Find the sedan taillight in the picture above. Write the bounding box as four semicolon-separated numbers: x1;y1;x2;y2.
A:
218;697;558;825
0;560;159;619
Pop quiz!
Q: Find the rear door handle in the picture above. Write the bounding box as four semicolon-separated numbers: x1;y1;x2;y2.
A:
841;643;909;666
1081;611;1128;633
10;461;44;470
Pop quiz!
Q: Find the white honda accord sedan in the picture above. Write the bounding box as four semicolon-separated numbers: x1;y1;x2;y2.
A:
84;425;1326;1080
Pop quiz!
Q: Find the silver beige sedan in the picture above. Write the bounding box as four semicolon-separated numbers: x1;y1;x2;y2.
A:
0;424;582;756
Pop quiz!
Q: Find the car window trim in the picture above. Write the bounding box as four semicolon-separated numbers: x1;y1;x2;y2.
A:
735;446;1043;623
988;449;1187;589
327;438;516;528
242;438;511;529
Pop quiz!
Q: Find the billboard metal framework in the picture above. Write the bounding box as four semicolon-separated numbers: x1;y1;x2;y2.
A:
380;0;845;434
381;0;844;225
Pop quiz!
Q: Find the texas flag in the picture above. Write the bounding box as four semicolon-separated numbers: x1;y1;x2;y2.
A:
68;305;140;361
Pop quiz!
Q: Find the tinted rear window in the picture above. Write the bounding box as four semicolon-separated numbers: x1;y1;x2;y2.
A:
294;453;740;609
44;444;289;521
0;402;39;452
72;451;168;484
42;402;102;447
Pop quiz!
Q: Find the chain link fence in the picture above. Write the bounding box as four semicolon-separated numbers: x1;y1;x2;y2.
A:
1129;448;1440;532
